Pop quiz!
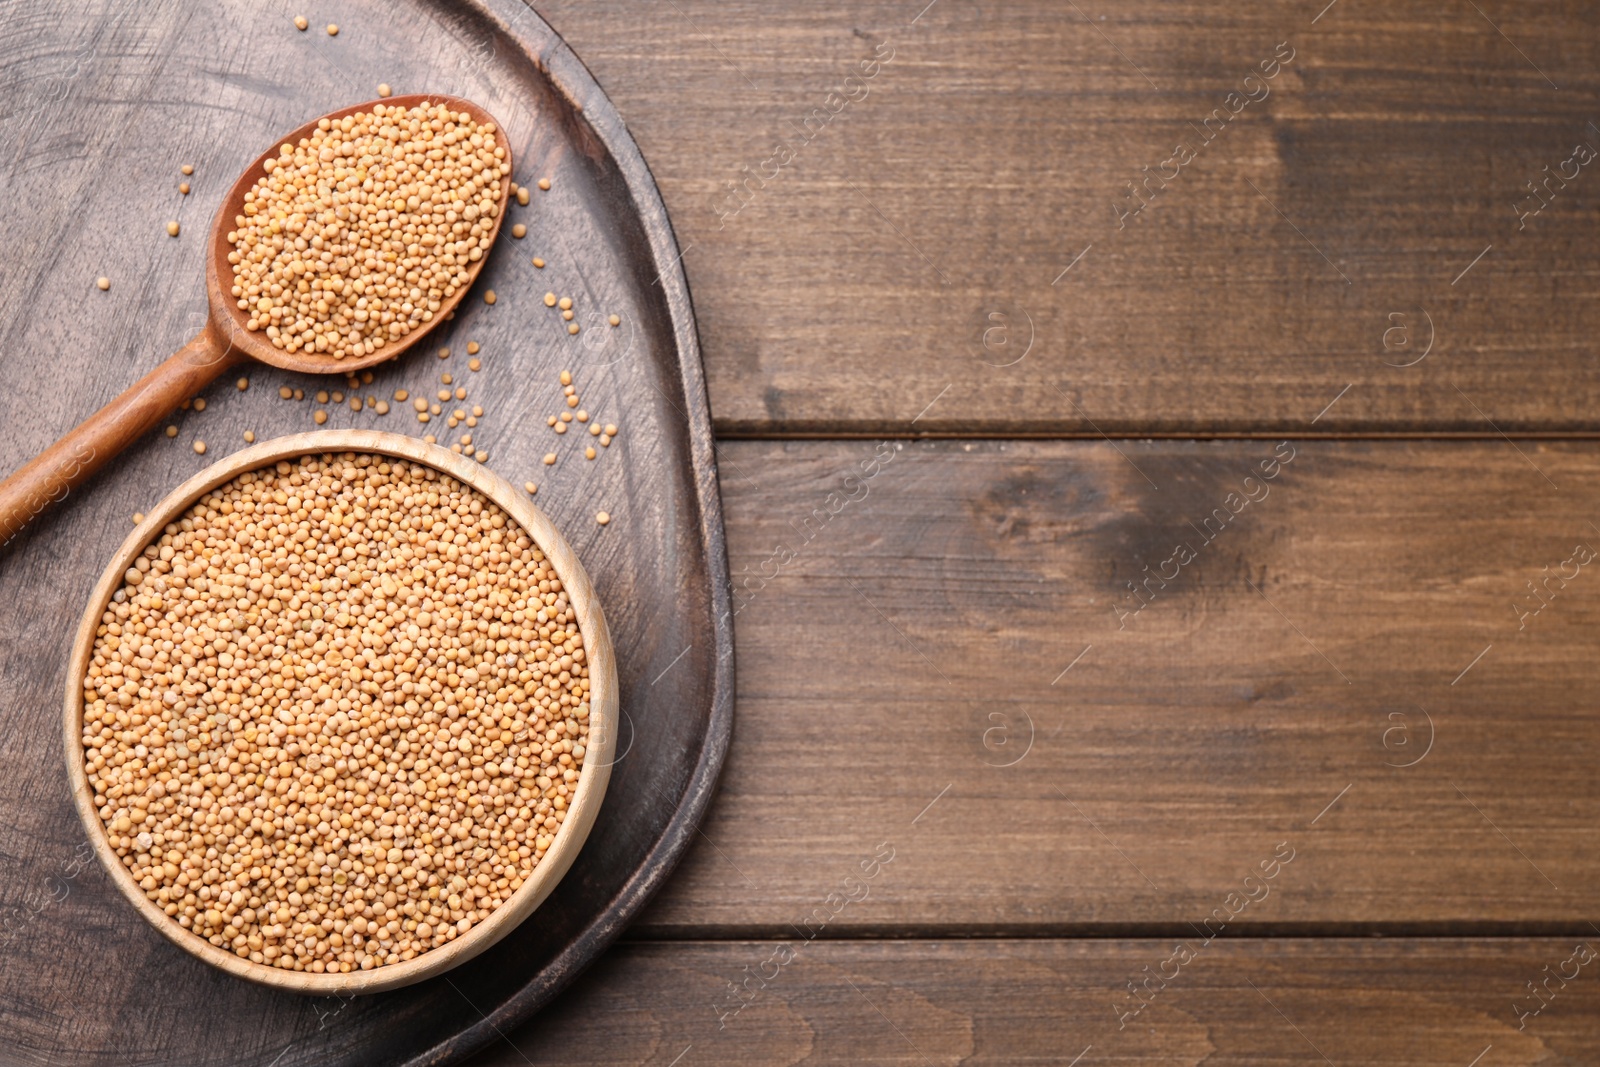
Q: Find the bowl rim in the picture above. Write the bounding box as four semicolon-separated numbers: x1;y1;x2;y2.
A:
62;429;617;995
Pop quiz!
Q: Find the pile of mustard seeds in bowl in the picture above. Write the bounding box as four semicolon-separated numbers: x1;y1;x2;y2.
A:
226;101;507;360
79;452;593;976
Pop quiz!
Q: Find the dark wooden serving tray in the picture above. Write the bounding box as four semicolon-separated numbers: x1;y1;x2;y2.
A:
0;2;731;1064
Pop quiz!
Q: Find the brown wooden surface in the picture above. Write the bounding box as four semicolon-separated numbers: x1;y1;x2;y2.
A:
534;0;1600;436
7;0;1600;1063
468;938;1600;1066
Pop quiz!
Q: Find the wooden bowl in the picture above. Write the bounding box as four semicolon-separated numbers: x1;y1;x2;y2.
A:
62;430;617;995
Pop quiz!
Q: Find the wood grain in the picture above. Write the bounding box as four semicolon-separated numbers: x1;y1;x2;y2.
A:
468;938;1600;1065
0;2;731;1065
530;0;1600;435
635;439;1600;933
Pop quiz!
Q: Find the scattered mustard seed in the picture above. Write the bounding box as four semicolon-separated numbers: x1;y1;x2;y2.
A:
441;373;453;385
559;370;572;386
543;453;556;465
423;434;436;443
181;164;194;176
243;430;256;443
96;277;110;291
475;452;487;463
132;512;145;524
566;395;579;408
315;390;329;404
313;410;328;424
554;423;567;435
544;293;557;307
600;434;611;446
413;397;428;413
179;182;190;195
604;423;617;436
568;324;580;335
538;178;551;191
326;23;338;35
349;396;362;412
558;297;572;311
166;220;180;237
454;386;466;400
293;15;308;30
524;481;537;494
193;440;206;455
608;315;621;327
192;398;207;412
484;290;497;305
436;389;451;402
596;511;610;525
585;447;596;460
438;347;450;360
589;424;600;436
532;258;545;269
468;358;481;372
561;309;574;321
511;224;526;239
236;377;249;391
376;400;390;414
472;405;483;417
331;391;344;403
394;389;409;402
517;187;530;206
165;425;178;438
377;83;392;98
576;410;588;422
466;341;480;355
293;389;304;401
279;386;293;400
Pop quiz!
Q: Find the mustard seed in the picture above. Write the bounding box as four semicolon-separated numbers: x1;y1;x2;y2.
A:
279;386;292;399
517;188;530;206
181;164;194;176
83;453;593;974
544;293;557;308
466;341;479;355
418;412;431;423
394;389;409;402
333;391;345;403
466;416;478;427
568;324;579;335
472;406;483;417
377;83;392;98
484;290;497;305
558;297;572;311
566;396;579;408
413;398;428;413
430;403;441;414
192;398;207;412
350;396;362;412
585;447;596;460
554;423;567;435
532;258;545;269
293;15;308;29
313;410;328;425
96;277;110;291
511;224;526;239
167;221;180;237
538;178;550;191
326;23;338;35
559;371;572;386
475;452;486;463
132;512;145;524
236;377;249;391
600;434;611;447
596;511;610;525
608;315;620;327
243;430;256;443
454;387;466;401
193;440;206;455
227;103;506;361
575;410;588;422
543;453;556;465
589;424;600;436
362;370;374;383
603;424;617;436
438;347;451;360
166;425;179;438
376;400;390;415
559;412;572;423
180;182;190;195
423;434;436;443
524;481;537;494
468;358;481;372
561;310;574;321
437;389;451;402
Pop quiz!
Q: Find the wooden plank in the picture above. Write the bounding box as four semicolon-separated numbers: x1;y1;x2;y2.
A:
469;937;1600;1065
531;0;1600;435
635;439;1600;932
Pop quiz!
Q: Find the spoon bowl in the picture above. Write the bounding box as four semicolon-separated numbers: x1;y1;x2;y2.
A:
0;95;511;546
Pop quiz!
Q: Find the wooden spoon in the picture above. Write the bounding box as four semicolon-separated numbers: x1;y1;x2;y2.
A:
0;94;511;546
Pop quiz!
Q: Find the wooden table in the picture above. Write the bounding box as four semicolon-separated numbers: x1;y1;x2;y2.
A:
458;1;1600;1062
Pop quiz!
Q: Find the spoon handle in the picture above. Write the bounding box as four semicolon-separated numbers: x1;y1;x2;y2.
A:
0;322;242;548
